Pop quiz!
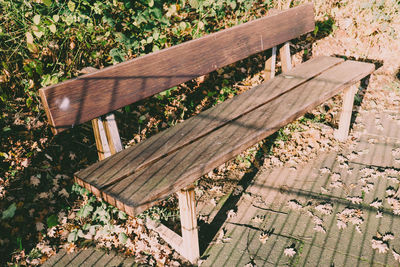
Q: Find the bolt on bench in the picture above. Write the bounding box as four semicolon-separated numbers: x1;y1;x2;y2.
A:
39;3;374;264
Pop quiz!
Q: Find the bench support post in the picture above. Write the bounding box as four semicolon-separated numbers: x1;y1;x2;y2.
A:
334;84;358;142
92;117;112;160
279;42;292;72
264;46;277;80
177;185;200;264
90;94;201;264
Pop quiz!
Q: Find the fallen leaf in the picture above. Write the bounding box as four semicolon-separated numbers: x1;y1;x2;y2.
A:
259;231;269;244
371;239;389;254
383;233;395;241
370;199;383;209
227;209;237;219
319;167;331;174
346;196;363;204
284;247;296;257
392;249;400;263
252;215;265;224
287;200;303;210
337;219;347;229
313;224;326;233
315;203;333;215
30;175;41;187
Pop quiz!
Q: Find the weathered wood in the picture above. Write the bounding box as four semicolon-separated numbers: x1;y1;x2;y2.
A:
87;64;123;159
39;3;315;134
280;42;292;72
103;113;123;154
76;56;343;188
177;186;200;264
334;84;358;142
92;113;122;160
264;46;277;80
89;88;197;263
75;60;374;217
92;117;112;160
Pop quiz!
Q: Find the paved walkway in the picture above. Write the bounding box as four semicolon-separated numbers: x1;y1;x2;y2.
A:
201;110;400;266
44;110;400;266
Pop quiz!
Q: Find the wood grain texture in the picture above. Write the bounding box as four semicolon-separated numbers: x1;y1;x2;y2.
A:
280;42;292;72
76;56;342;187
264;46;277;80
92;117;112;160
334;84;358;142
177;186;200;264
39;3;315;134
75;56;343;188
75;60;374;217
103;113;123;155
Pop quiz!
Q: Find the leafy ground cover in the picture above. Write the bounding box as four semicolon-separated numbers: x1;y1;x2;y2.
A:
0;0;399;265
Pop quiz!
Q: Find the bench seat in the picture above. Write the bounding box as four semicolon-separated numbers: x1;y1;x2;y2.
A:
75;56;374;217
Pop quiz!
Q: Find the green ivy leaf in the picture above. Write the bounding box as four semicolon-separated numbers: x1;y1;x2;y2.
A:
179;21;187;30
67;230;78;242
77;204;93;218
188;0;200;9
67;1;76;12
2;203;16;220
33;15;41;25
92;206;110;224
43;0;52;7
77;229;85;238
47;214;58;228
49;24;56;33
26;97;32;108
118;232;128;244
33;30;44;39
53;15;59;23
118;210;127;220
65;15;74;26
151;8;162;19
110;48;126;64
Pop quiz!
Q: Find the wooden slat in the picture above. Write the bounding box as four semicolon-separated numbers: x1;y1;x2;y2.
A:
75;60;374;216
76;56;343;187
39;3;315;134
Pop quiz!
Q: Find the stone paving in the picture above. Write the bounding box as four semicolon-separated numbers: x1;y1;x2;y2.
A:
200;110;400;266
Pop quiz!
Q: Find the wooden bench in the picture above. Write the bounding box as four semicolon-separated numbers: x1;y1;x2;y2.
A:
39;3;374;264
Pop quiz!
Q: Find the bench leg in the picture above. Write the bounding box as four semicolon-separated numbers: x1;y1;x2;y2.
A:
279;42;292;72
177;185;200;264
334;84;358;142
264;46;277;81
92;117;112;160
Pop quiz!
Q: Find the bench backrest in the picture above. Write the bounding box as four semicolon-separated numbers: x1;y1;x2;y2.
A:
39;3;314;134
